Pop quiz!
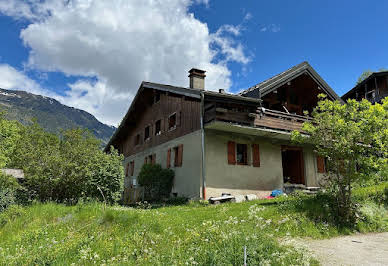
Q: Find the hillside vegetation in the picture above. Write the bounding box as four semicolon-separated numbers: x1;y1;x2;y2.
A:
0;88;115;144
0;185;387;265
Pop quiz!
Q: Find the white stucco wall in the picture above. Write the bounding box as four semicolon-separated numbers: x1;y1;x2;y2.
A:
204;130;283;199
204;129;322;198
123;130;202;199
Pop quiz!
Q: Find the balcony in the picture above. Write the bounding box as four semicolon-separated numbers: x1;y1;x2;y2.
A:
204;106;310;133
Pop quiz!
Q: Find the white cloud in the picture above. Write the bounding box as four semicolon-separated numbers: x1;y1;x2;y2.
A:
260;24;280;33
0;64;50;95
0;0;251;125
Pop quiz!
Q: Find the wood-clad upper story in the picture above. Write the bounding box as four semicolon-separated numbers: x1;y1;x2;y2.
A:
105;62;342;154
342;71;388;104
106;83;201;156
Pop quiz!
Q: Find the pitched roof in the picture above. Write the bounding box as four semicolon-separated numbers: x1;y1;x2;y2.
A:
239;61;342;102
342;71;388;100
104;82;261;151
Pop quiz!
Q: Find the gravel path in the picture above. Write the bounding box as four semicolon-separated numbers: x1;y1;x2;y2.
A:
304;232;388;266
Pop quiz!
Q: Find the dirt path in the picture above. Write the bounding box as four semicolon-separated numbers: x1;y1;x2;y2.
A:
304;232;388;265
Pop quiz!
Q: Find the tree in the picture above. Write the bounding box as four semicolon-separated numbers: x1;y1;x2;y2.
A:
9;122;124;203
292;95;388;225
0;112;22;168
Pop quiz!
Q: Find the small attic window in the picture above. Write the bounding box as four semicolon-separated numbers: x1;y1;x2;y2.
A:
144;126;150;141
155;120;161;135
168;113;176;130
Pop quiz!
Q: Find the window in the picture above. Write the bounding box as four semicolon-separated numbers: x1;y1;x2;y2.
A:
168;113;177;130
155;120;161;135
135;134;141;146
125;162;130;177
154;92;160;103
144;126;150;141
236;144;248;165
148;154;153;164
151;154;156;165
130;161;135;176
174;144;183;167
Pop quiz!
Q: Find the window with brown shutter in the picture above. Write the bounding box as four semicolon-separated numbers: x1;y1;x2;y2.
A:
125;162;129;176
236;144;248;165
227;141;236;165
167;148;171;168
317;156;325;173
151;154;156;165
130;161;134;176
178;144;183;166
144;157;147;164
252;144;260;167
174;144;183;167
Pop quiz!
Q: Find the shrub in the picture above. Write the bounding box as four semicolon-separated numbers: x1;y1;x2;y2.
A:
353;183;388;205
0;204;25;226
0;173;20;212
9;125;124;204
356;201;388;232
138;164;174;201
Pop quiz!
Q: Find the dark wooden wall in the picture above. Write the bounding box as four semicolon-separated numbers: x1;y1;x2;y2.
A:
120;89;201;157
261;74;323;115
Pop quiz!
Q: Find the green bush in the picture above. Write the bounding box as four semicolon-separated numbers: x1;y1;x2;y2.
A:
0;204;25;226
356;201;388;232
0;173;20;212
352;183;388;205
138;164;174;201
8;123;124;204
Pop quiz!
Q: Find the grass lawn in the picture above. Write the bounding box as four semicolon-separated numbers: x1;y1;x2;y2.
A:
0;187;387;265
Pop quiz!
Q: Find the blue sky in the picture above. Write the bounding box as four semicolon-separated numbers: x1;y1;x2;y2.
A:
0;0;387;125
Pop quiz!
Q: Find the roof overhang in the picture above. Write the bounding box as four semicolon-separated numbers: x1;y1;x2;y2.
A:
205;121;310;141
240;62;344;103
342;71;388;100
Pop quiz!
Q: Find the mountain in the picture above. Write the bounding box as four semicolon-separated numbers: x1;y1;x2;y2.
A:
0;88;116;144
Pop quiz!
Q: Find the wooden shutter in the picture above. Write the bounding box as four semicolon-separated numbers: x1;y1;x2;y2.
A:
144;157;147;164
151;154;156;165
176;111;181;126
167;148;171;168
125;162;129;176
317;156;325;173
227;141;236;165
130;161;134;176
177;144;183;167
252;144;260;167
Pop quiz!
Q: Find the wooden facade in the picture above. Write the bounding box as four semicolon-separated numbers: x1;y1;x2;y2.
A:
204;100;310;134
261;73;325;115
342;72;388;104
117;88;201;157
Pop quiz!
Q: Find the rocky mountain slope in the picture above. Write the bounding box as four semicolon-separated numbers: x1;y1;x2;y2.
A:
0;88;115;144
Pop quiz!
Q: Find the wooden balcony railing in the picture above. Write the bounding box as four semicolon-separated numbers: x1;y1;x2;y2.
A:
204;106;311;132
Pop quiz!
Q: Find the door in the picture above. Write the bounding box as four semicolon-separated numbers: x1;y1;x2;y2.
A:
281;146;305;184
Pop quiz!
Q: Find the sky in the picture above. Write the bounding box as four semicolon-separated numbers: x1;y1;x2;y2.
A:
0;0;387;126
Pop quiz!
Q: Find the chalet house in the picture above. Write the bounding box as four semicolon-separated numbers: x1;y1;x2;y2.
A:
342;71;388;104
105;62;343;201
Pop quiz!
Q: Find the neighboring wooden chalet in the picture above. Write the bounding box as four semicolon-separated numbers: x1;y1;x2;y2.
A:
342;71;388;104
106;62;343;202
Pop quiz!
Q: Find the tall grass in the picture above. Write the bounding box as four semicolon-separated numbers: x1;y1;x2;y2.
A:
0;188;387;265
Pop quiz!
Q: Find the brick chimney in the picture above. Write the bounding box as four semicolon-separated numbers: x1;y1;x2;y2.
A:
188;68;206;90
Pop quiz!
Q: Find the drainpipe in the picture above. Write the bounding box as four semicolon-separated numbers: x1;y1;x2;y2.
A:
200;92;206;199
